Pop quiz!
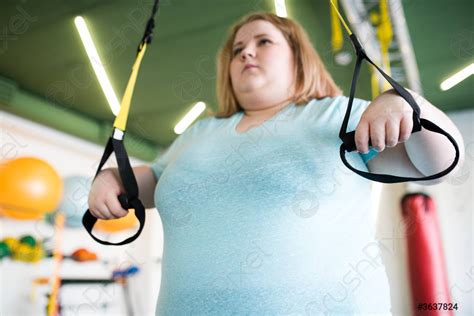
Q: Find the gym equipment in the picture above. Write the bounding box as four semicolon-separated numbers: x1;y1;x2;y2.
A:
0;235;44;262
0;157;63;220
82;0;161;246
330;0;460;183
20;235;37;247
52;176;91;228
94;210;138;233
3;237;19;253
69;248;98;262
0;241;10;259
401;193;453;316
12;243;44;263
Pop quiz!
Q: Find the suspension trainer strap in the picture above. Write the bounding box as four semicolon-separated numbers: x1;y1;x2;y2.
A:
330;1;459;183
82;0;161;245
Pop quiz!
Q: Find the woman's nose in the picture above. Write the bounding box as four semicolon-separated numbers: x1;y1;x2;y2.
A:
240;47;255;60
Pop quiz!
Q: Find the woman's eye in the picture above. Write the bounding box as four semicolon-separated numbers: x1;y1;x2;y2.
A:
232;39;271;57
232;47;242;56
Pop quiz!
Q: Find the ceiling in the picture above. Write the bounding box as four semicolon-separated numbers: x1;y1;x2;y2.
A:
0;0;472;161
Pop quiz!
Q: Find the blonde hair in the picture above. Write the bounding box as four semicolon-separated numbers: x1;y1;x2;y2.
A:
214;12;342;118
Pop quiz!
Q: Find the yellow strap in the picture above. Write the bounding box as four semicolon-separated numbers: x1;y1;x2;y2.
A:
113;43;148;131
375;0;393;90
329;0;352;35
370;66;380;98
377;0;393;54
330;0;344;52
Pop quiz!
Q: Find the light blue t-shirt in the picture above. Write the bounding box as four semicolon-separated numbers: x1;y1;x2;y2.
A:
151;96;391;315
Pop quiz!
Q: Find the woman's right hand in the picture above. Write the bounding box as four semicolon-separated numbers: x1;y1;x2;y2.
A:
87;168;129;220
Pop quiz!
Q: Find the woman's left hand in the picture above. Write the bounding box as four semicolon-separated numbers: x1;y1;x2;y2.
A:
355;90;414;154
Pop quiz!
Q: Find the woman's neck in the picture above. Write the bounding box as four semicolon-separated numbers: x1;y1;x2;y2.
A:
241;97;293;120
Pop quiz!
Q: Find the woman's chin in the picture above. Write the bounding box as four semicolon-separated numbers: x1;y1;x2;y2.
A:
238;81;267;94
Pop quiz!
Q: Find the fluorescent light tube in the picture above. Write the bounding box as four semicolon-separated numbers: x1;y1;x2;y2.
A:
274;0;288;17
74;16;120;115
440;63;474;91
174;102;206;135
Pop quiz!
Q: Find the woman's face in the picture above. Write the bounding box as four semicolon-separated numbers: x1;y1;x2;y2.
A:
230;20;296;106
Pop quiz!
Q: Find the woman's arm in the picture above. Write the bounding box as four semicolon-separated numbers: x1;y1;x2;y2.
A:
356;88;465;185
403;90;465;180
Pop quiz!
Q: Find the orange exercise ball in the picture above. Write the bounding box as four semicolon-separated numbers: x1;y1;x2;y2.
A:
0;157;63;220
94;209;138;233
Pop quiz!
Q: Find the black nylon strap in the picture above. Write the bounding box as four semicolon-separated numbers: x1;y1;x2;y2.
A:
82;132;146;246
339;34;460;183
138;0;160;52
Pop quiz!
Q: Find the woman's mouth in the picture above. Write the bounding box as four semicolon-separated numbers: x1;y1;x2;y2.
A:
243;64;258;72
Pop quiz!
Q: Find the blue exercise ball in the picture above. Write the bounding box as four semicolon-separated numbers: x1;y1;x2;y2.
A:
50;176;92;228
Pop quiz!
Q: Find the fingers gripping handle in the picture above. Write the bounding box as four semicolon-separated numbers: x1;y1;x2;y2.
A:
82;196;146;246
338;35;459;183
118;194;129;210
342;119;421;153
82;136;147;246
342;131;371;153
83;0;160;245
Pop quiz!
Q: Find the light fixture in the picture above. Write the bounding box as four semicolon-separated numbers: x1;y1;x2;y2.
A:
440;63;474;91
274;0;288;17
74;16;120;115
174;102;206;135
